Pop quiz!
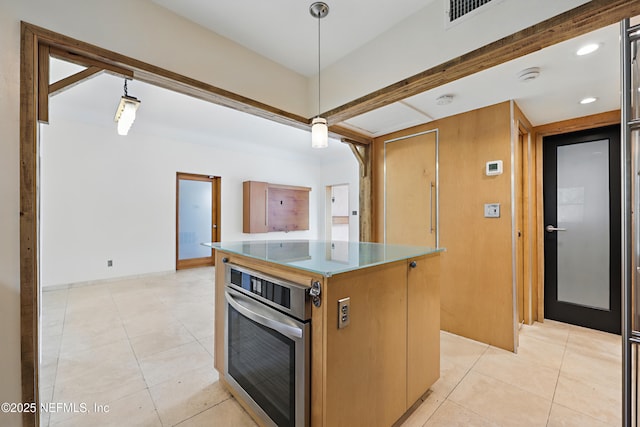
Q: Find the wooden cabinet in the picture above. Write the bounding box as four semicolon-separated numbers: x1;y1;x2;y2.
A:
243;181;311;233
323;262;408;427
407;254;441;404
322;254;441;426
213;248;441;427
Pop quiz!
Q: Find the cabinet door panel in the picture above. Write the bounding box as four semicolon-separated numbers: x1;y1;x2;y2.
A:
268;187;309;231
324;263;407;427
407;255;440;405
243;181;268;233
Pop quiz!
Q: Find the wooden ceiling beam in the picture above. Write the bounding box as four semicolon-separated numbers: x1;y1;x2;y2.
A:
49;46;133;80
323;0;640;125
330;124;372;146
28;23;375;145
27;23;372;144
49;66;102;96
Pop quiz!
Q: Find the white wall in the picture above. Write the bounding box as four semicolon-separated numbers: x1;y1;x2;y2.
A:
40;117;358;288
0;7;22;427
312;0;590;112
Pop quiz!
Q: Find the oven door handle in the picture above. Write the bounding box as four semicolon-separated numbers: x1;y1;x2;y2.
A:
225;289;304;339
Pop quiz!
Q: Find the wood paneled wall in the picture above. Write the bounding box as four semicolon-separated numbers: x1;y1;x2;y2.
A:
373;101;516;351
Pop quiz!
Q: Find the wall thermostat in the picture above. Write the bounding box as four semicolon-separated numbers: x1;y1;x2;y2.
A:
486;160;503;176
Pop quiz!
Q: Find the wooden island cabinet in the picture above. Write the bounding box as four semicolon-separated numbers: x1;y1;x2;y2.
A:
209;240;442;427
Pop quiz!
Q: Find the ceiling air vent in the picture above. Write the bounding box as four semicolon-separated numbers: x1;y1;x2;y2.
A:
447;0;494;23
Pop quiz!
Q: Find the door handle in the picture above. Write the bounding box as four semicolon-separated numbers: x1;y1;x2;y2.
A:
545;224;567;232
429;182;434;234
212;224;217;229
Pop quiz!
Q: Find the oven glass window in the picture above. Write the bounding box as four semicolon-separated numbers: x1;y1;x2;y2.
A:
228;305;295;426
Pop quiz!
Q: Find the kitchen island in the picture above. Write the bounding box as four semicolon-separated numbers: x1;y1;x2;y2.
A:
209;240;443;427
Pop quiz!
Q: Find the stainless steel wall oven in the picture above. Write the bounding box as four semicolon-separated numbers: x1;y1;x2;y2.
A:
224;263;311;427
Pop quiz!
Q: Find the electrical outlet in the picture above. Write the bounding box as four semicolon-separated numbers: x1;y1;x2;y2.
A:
107;260;113;267
338;297;350;329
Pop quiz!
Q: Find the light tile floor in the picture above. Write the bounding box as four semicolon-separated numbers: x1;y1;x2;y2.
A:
40;267;621;426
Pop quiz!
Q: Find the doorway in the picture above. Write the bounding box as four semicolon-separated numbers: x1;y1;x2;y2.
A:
543;124;621;334
326;184;350;241
515;124;529;326
176;173;221;270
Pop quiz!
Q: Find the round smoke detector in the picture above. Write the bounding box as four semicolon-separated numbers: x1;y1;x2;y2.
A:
518;67;540;83
436;94;454;105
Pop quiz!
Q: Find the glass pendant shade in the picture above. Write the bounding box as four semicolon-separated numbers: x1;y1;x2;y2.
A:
311;117;328;148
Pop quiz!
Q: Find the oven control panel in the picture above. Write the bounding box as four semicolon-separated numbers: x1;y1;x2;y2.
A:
225;264;311;321
230;268;291;309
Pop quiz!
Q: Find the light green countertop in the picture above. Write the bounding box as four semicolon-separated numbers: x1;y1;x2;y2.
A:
204;240;443;277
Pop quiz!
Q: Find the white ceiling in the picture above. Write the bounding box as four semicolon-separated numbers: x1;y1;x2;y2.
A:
49;2;624;150
345;22;620;135
151;0;436;76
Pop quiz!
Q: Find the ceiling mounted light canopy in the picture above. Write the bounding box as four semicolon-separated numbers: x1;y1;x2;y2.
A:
114;79;140;136
310;2;329;148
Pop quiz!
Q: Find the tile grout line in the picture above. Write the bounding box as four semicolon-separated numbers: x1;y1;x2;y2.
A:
544;326;571;426
45;288;70;427
169;397;236;427
422;343;491;426
107;278;166;427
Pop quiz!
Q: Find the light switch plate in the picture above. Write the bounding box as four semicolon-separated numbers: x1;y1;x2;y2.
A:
484;203;500;218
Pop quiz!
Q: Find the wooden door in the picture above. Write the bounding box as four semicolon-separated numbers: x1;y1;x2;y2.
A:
385;131;437;246
176;173;220;269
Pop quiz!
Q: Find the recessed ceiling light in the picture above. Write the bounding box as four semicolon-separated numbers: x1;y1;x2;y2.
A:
580;97;597;104
576;43;599;56
436;95;453;105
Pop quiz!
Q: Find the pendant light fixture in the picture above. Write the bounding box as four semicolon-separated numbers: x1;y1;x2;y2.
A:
310;2;329;148
114;79;140;136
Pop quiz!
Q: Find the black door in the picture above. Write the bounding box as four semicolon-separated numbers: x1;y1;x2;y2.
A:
543;124;621;334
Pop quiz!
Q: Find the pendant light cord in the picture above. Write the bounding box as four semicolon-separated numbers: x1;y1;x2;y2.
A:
317;11;321;119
